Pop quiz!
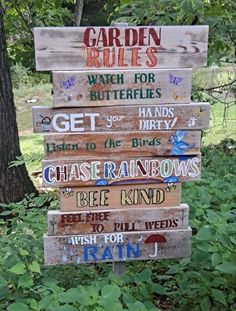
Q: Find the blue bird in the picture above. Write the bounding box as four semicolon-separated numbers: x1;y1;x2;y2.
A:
170;130;194;155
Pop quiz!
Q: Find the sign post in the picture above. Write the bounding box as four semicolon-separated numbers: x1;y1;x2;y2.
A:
113;262;126;276
32;24;210;275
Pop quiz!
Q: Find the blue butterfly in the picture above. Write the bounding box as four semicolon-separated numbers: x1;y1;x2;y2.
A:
62;76;76;89
169;74;183;85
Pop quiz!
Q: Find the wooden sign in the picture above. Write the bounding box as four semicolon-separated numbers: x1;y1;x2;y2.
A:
59;183;181;211
44;131;201;159
52;68;192;107
44;228;192;265
42;155;201;187
47;204;189;236
32;103;210;133
34;26;208;71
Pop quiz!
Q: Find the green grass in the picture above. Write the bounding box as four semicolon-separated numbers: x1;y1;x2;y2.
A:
203;102;236;145
15;83;50;185
20;134;43;155
15;83;52;135
192;66;235;89
15;67;235;180
0;144;235;311
192;66;236;145
19;134;43;188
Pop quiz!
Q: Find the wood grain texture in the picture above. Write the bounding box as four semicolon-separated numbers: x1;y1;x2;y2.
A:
34;26;208;71
44;131;201;159
52;68;192;107
32;103;210;133
113;262;126;275
42;155;201;187
44;227;192;265
47;204;189;235
59;183;181;211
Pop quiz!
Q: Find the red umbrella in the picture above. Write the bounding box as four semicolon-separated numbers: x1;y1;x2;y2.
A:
144;234;167;258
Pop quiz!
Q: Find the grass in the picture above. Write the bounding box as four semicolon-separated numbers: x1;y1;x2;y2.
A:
15;67;235;183
14;83;51;183
203;102;236;145
192;66;235;89
192;67;236;144
20;134;43;170
15;83;52;135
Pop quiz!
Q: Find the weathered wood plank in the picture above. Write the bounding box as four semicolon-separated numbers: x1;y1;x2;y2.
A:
52;69;192;107
42;155;201;187
59;183;181;211
113;262;126;275
34;26;208;71
47;204;189;236
32;103;210;133
44;228;192;265
44;131;201;159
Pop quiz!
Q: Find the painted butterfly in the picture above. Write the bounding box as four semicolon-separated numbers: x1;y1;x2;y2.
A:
62;76;76;89
169;74;183;85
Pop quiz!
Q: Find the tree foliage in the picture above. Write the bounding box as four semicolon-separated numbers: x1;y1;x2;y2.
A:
2;0;112;69
112;0;236;66
0;3;36;203
2;0;73;68
0;142;235;310
3;0;235;70
111;0;236;130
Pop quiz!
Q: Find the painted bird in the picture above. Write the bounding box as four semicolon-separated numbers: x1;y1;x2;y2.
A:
170;130;194;155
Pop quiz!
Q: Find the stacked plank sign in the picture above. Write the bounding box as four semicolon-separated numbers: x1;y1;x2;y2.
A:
32;25;210;266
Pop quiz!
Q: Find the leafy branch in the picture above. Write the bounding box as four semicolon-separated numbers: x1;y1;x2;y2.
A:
10;0;34;37
9;152;43;168
197;79;236;92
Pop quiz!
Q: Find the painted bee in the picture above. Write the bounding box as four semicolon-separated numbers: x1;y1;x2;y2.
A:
187;117;197;127
62;188;74;198
165;183;177;192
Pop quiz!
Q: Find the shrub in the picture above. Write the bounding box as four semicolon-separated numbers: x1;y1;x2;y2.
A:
0;141;235;310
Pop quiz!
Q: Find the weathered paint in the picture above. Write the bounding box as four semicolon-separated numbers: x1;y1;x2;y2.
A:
47;204;189;235
32;103;210;133
52;68;192;107
42;155;201;187
59;183;181;211
44;228;192;265
44;130;201;159
34;26;208;71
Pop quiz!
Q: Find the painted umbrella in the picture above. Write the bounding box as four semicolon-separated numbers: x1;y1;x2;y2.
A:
144;234;167;258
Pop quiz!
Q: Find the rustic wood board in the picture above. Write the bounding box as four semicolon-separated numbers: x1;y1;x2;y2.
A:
52;68;192;107
44;130;201;159
47;204;189;235
59;183;181;211
42;154;201;187
34;26;208;71
44;228;192;265
32;103;210;133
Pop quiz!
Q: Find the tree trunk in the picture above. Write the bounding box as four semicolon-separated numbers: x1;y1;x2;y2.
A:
74;0;84;26
0;6;37;203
